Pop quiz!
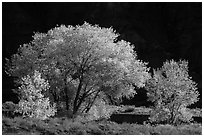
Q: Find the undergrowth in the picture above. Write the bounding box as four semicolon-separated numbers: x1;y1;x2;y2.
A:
2;116;202;135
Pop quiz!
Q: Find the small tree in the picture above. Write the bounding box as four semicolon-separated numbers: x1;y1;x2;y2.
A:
6;22;150;116
15;70;57;120
145;60;199;125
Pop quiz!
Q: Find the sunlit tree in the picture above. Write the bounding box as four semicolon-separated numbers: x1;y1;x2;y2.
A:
145;60;199;125
6;22;150;116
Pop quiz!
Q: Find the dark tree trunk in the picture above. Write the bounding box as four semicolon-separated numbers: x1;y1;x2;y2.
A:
52;90;59;103
64;86;70;111
73;78;83;115
84;91;100;113
63;74;70;117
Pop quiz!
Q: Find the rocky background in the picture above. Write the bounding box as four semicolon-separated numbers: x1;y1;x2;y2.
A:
2;2;202;108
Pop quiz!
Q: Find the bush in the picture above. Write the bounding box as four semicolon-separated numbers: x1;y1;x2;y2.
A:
2;101;19;118
15;70;57;120
64;121;86;135
118;123;143;135
85;98;115;121
177;124;202;135
2;116;18;128
154;124;180;135
85;122;104;135
145;60;199;125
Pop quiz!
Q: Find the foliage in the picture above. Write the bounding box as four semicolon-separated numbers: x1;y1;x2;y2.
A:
6;22;150;115
15;70;57;120
145;60;199;125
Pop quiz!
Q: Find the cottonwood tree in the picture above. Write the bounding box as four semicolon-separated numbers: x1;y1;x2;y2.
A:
145;60;199;125
6;22;150;116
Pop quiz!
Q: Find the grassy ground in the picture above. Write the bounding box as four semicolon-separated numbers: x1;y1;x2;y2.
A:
2;116;202;135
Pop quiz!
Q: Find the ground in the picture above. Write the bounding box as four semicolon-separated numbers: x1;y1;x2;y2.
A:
2;106;202;135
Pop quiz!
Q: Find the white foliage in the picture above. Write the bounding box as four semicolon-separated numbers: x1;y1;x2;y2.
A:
15;70;57;120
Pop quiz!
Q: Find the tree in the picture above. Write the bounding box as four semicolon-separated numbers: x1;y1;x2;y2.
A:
15;70;57;120
145;60;199;125
6;22;150;116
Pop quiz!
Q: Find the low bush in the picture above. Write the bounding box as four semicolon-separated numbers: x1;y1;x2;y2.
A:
154;124;181;135
177;124;202;135
85;122;104;135
2;101;20;118
116;123;142;135
96;121;122;134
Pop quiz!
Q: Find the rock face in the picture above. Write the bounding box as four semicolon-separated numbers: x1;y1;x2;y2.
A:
2;3;202;107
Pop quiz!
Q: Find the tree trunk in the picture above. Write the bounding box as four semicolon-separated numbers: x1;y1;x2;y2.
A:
64;87;70;111
51;90;58;103
63;75;70;117
85;91;100;113
73;78;83;115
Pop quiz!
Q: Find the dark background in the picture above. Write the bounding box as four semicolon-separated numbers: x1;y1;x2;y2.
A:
2;2;202;108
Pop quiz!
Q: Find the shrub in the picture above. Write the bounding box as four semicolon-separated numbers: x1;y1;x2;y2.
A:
118;123;143;135
64;121;86;135
92;120;122;134
145;60;199;125
15;70;57;120
85;98;115;121
2;101;19;118
154;124;180;135
2;116;17;128
177;124;202;135
85;122;104;135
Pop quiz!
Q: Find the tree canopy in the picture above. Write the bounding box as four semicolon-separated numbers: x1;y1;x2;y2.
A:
6;22;150;115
